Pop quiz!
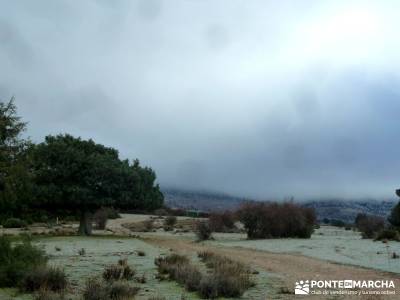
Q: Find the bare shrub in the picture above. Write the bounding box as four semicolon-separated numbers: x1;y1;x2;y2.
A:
83;278;107;300
195;221;212;241
104;260;135;281
155;254;201;292
108;281;139;299
209;211;235;232
155;254;189;275
355;213;385;239
135;274;146;284
198;252;253;294
93;209;108;230
236;202;316;239
143;219;154;231
22;267;67;292
163;216;177;231
374;229;400;241
103;265;123;282
156;252;255;299
34;289;64;300
83;278;139;300
122;265;135;280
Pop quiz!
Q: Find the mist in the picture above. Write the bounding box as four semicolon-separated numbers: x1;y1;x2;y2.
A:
1;0;400;200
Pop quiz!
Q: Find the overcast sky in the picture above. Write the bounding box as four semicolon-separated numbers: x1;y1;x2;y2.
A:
1;0;400;200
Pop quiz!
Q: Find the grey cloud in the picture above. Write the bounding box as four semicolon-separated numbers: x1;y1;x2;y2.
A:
1;0;400;200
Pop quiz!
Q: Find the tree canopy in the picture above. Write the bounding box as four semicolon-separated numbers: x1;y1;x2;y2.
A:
0;98;33;218
0;98;164;234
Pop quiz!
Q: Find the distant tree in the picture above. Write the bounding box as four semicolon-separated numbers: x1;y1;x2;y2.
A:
195;221;212;241
355;213;367;226
389;190;400;228
355;213;384;239
322;218;330;224
236;201;316;239
0;98;33;220
329;219;346;227
32;134;163;235
209;211;235;232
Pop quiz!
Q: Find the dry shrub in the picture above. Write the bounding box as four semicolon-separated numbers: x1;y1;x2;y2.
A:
122;219;154;232
163;216;177;231
195;221;212;241
83;278;107;300
122;265;135;280
135;274;146;284
236;202;316;239
103;265;123;281
155;254;201;292
83;278;139;300
198;251;253;296
155;254;189;275
374;229;400;241
22;266;67;292
156;252;254;299
209;211;235;232
108;281;140;299
355;213;385;239
34;289;64;300
103;261;135;281
93;209;108;230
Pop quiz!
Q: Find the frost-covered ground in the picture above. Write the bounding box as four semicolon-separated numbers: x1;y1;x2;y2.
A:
208;226;400;274
0;236;272;300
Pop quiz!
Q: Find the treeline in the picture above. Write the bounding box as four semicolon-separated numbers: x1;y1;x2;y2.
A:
354;200;400;241
0;98;163;234
196;202;317;240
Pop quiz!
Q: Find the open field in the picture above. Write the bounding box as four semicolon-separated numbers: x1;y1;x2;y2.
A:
1;214;400;299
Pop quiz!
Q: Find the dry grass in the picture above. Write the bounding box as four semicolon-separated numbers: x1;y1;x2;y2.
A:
155;252;255;298
83;278;139;300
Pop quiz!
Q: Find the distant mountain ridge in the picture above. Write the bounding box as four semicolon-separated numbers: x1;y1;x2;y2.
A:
163;188;397;222
302;200;396;223
163;188;246;211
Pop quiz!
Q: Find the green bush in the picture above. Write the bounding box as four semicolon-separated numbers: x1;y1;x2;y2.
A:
22;266;67;292
0;236;47;287
3;218;27;228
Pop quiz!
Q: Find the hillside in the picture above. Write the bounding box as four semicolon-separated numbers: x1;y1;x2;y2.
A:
163;188;397;222
302;199;396;223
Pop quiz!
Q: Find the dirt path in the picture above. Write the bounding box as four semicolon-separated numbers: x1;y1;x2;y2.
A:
144;235;400;300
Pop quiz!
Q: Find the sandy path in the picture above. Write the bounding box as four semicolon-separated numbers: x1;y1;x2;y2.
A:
143;235;400;300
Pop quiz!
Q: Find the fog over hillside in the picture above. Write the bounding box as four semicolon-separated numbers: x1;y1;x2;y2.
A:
163;188;397;222
2;1;400;199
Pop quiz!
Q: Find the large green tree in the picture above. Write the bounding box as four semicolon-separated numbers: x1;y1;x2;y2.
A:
0;98;33;219
32;134;163;235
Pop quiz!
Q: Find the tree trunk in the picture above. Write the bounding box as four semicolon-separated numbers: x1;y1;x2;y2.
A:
78;211;92;236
